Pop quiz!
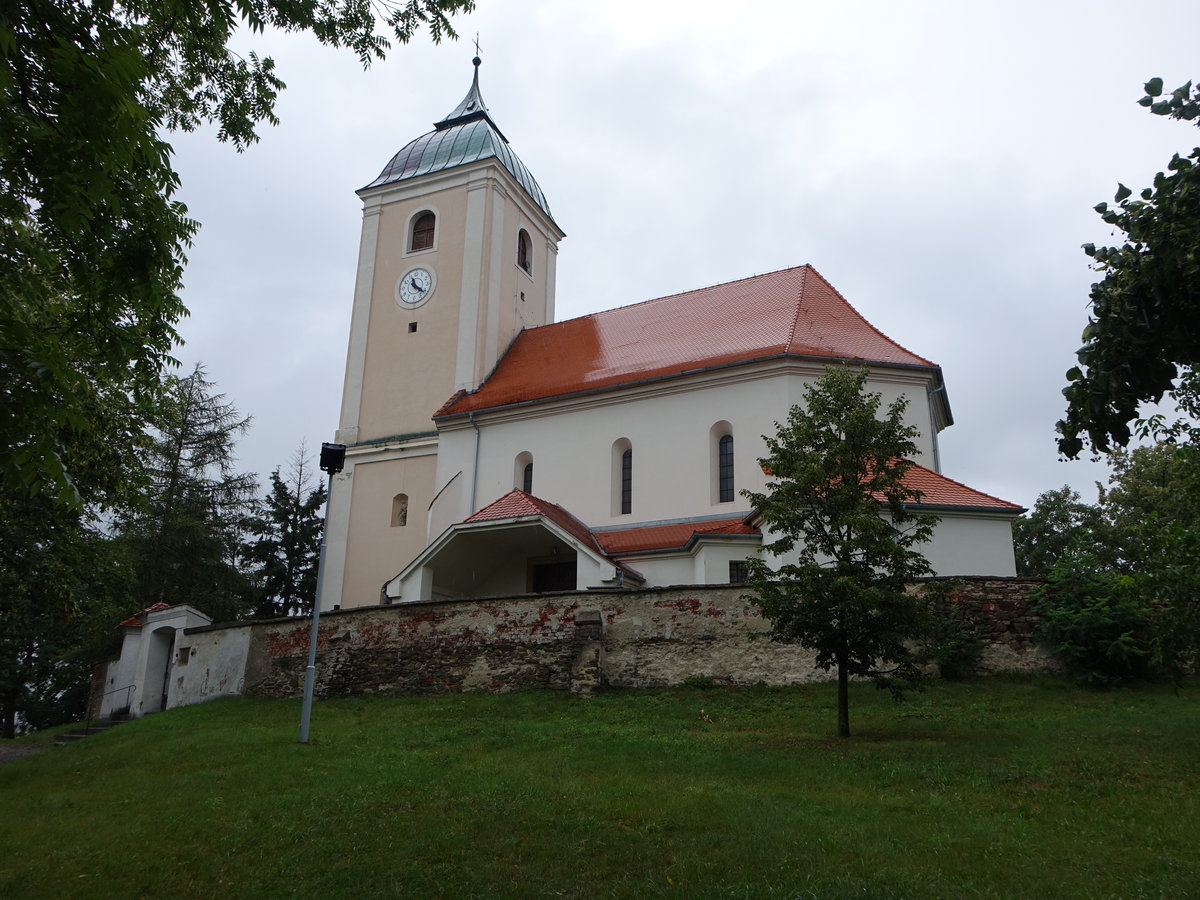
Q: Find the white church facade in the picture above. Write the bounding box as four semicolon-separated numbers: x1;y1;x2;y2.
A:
319;59;1022;612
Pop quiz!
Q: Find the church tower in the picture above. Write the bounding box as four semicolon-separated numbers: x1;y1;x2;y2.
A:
321;58;565;610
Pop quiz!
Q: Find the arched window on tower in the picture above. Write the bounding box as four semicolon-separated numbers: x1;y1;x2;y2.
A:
391;493;409;527
409;211;436;252
517;228;532;274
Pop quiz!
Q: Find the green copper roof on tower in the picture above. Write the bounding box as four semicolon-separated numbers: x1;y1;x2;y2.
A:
362;57;555;222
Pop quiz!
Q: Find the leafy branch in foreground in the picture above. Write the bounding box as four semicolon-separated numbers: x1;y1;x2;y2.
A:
1057;76;1200;458
1;0;473;505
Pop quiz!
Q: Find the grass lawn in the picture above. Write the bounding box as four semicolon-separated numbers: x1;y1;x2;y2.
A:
0;677;1196;898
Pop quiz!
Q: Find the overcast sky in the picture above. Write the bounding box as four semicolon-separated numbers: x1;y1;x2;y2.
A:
168;0;1197;510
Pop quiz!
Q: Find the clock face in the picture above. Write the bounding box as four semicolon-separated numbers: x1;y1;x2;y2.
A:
397;266;435;307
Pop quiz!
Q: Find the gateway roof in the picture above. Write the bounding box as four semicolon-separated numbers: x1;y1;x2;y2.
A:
437;265;939;418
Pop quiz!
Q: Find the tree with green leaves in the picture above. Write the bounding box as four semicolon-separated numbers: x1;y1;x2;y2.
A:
245;448;327;618
117;365;258;624
1012;486;1107;577
0;495;132;737
1020;443;1200;685
742;367;939;738
1;0;473;506
1058;77;1200;458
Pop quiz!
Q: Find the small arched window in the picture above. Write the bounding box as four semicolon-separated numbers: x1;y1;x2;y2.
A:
514;451;534;493
718;434;735;502
621;449;632;515
409;211;435;252
391;493;409;527
517;229;532;274
710;421;735;504
611;438;633;516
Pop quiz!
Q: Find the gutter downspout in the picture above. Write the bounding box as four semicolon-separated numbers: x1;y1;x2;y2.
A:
468;411;481;513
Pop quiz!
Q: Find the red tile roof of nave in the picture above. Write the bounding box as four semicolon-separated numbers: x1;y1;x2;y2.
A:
594;518;760;556
899;464;1024;511
436;265;936;417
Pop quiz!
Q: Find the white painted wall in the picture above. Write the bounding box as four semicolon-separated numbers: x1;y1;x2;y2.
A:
169;626;253;710
99;606;213;718
434;361;941;530
919;512;1018;577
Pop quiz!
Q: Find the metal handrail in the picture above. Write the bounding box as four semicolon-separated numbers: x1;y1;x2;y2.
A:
87;684;135;729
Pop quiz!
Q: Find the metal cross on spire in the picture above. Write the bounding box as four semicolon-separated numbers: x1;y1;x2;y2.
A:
473;33;481;58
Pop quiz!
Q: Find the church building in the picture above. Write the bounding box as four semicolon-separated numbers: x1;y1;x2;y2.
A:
319;59;1022;611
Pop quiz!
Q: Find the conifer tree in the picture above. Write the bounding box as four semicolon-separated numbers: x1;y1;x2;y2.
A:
246;448;326;618
118;365;257;623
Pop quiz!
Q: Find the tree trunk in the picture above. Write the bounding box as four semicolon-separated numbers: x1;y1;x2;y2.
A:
1;687;17;739
836;656;850;738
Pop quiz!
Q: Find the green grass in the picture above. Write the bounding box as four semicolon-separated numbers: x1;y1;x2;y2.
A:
1;678;1197;898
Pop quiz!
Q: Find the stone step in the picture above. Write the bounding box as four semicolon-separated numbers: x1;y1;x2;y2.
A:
53;718;127;746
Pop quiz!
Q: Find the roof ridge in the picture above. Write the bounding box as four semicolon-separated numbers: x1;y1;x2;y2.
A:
802;267;935;367
785;264;809;351
536;264;816;329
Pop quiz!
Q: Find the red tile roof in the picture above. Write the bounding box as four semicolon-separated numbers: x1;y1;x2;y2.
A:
465;490;642;578
118;602;172;628
460;465;1018;571
595;518;760;555
901;464;1024;511
437;266;935;417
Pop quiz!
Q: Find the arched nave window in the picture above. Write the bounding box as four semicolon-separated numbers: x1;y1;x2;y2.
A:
612;438;633;516
718;434;734;502
514;452;534;493
710;421;735;504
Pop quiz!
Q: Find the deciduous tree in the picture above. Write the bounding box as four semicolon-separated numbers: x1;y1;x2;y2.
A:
1;0;473;504
742;367;939;738
1058;77;1200;458
1012;486;1106;577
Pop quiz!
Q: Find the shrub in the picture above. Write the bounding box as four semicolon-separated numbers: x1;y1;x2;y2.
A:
919;582;984;680
1032;569;1154;688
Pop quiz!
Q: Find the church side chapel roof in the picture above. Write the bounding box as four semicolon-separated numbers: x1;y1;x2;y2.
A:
465;490;645;581
436;265;939;417
361;58;555;223
898;463;1023;512
462;462;1019;567
594;518;759;556
465;489;601;548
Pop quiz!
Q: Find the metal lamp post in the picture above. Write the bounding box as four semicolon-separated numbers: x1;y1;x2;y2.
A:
298;441;346;744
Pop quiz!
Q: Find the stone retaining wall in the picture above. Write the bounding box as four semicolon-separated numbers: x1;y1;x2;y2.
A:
175;577;1051;707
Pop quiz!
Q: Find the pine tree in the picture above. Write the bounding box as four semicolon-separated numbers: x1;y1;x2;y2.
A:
117;364;257;623
246;447;326;618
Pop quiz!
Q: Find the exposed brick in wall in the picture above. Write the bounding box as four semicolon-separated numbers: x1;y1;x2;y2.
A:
211;578;1051;702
